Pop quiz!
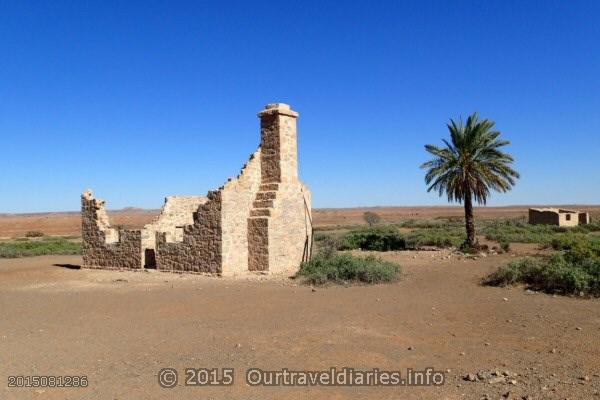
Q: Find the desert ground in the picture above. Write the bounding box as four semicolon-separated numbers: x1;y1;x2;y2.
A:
1;207;600;399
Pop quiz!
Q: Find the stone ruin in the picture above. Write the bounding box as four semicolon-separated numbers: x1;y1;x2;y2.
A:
528;207;590;227
81;103;312;275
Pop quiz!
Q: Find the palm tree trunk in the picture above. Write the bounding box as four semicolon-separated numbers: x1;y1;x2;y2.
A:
463;191;476;248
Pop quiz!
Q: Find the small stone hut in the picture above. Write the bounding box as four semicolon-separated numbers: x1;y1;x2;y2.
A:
528;208;590;227
81;103;312;275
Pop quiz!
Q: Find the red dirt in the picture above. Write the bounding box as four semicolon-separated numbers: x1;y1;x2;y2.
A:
1;249;599;399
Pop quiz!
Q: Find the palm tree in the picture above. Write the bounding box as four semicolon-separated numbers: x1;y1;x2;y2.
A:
421;113;519;249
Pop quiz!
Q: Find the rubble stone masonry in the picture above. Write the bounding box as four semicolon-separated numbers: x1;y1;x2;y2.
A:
81;103;312;275
81;191;142;269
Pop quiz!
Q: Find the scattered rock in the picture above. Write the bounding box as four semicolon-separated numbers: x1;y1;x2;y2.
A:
464;374;478;382
576;327;582;331
503;297;509;302
488;376;506;384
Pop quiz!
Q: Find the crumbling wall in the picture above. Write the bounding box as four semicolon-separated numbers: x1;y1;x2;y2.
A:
81;191;142;269
220;149;263;275
155;190;223;273
141;196;207;266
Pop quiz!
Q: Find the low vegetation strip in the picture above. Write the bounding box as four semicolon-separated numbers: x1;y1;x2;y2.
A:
482;219;600;245
297;252;401;285
315;225;465;252
0;237;81;258
315;217;600;254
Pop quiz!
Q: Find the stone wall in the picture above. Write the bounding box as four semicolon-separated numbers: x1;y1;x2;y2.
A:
268;182;312;274
81;191;142;269
221;149;263;275
155;190;223;273
528;209;560;225
557;211;579;227
141;196;207;266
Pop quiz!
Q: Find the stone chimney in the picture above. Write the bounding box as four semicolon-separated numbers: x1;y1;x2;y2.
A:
257;103;299;184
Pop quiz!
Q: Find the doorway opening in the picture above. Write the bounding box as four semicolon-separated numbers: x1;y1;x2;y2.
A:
144;249;157;269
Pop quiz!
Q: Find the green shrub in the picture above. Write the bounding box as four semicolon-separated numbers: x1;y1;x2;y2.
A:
405;228;465;248
500;241;511;253
0;237;81;258
341;226;406;251
24;230;45;238
483;258;541;286
484;249;600;296
298;252;400;285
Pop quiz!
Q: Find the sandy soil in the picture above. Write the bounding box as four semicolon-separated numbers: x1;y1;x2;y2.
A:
1;205;599;238
2;250;599;399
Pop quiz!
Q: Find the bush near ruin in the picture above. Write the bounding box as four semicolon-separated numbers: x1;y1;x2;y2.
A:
484;236;600;296
298;252;400;285
340;226;406;251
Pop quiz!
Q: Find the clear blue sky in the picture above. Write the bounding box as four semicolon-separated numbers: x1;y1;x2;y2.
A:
1;1;599;213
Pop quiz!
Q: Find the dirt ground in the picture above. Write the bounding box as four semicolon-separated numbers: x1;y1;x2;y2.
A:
2;205;599;238
2;247;600;399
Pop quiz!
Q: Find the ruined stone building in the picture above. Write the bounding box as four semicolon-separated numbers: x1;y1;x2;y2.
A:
528;208;590;227
82;103;312;275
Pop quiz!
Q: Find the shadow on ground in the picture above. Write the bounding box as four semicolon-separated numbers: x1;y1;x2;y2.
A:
53;263;81;270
